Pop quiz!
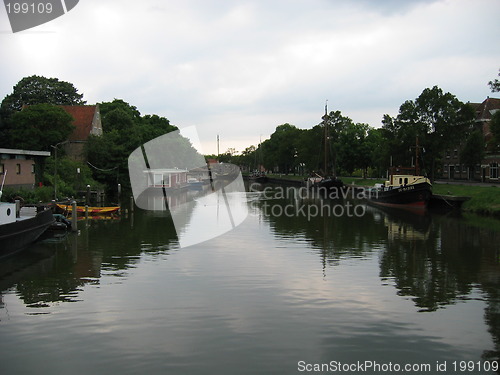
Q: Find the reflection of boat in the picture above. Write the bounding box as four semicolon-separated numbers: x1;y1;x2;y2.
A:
0;203;55;256
368;138;431;209
56;204;120;215
188;177;204;190
367;204;432;242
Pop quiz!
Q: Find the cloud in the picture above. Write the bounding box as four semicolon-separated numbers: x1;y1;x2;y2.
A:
0;0;499;153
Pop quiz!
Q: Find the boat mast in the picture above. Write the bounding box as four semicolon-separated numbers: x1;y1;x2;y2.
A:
322;100;329;176
415;136;420;176
217;134;220;159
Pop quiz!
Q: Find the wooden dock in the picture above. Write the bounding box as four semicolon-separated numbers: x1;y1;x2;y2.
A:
428;194;471;210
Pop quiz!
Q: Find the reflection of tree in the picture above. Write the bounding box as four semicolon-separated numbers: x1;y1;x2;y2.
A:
5;210;179;309
254;189;387;265
380;212;500;364
378;213;494;312
255;191;500;363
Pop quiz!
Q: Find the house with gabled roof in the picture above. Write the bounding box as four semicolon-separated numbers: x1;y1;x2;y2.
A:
60;104;103;161
442;97;500;182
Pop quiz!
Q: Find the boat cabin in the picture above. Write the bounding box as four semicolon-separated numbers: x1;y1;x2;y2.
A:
383;166;431;189
386;174;431;188
145;168;188;190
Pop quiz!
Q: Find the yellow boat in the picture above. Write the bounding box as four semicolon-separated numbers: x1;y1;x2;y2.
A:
56;204;120;215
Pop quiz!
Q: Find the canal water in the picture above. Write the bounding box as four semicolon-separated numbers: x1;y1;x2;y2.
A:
1;184;499;374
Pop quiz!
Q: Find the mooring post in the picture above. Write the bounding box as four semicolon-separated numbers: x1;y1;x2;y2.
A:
71;200;78;232
130;195;134;213
15;199;21;218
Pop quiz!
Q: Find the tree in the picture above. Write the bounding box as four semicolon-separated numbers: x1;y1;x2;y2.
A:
488;69;500;92
86;99;178;194
337;122;370;176
490;110;500;149
0;75;85;147
322;110;352;177
9;104;74;151
383;86;474;180
261;124;301;173
460;130;485;179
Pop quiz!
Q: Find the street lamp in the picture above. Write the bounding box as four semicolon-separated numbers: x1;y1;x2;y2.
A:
50;140;69;201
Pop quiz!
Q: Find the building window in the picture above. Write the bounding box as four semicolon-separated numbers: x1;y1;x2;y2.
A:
454;149;458;158
491;163;499;179
16;163;21;174
446;150;450;159
443;164;448;173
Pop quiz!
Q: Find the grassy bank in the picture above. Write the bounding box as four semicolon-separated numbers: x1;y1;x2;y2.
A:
432;183;500;217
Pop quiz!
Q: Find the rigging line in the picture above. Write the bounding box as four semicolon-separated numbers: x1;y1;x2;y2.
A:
87;161;118;172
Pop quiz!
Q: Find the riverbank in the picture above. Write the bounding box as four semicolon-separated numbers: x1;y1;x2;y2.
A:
256;175;500;217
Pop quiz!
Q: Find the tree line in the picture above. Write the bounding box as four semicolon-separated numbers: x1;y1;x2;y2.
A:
230;81;500;181
0;75;177;200
1;72;499;201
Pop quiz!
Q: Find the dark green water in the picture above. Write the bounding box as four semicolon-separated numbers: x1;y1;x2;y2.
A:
1;185;499;374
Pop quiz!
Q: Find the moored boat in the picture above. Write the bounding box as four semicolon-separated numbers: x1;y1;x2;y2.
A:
0;202;55;257
56;203;120;215
249;171;268;183
367;138;432;209
367;170;432;209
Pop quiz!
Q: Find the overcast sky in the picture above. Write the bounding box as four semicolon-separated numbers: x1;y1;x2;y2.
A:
1;0;499;154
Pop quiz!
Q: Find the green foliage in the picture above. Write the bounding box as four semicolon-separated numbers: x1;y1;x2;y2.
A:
1;186;54;204
86;99;178;194
490;110;500;149
43;156;102;199
261;123;301;173
9;104;75;151
0;75;85;148
382;86;474;180
488;69;500;93
460;130;485;169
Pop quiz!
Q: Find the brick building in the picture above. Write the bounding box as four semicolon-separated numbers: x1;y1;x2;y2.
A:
0;148;50;189
60;105;103;161
442;97;500;182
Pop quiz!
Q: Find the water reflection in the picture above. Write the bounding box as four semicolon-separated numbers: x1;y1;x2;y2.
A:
252;185;500;364
0;184;499;372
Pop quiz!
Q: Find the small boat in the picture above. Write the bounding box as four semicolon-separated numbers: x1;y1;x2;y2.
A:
56;203;120;215
249;172;268;183
307;173;344;192
367;171;432;209
0;203;55;256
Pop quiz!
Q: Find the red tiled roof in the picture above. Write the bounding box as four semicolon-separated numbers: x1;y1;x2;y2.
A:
60;105;96;141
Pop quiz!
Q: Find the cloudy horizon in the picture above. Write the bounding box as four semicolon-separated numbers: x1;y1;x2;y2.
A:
1;0;499;154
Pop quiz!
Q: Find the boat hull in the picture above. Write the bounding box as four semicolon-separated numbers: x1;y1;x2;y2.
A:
368;182;432;208
0;208;55;257
309;178;344;192
56;204;120;215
